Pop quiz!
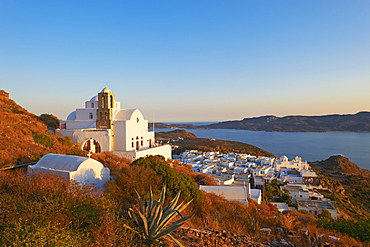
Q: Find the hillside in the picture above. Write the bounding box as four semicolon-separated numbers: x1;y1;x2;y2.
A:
156;129;275;157
0;90;367;245
156;129;197;139
0;90;85;168
310;155;370;219
153;111;370;132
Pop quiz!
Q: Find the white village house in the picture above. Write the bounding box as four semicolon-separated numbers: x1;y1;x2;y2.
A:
200;184;262;204
27;154;110;190
57;87;171;160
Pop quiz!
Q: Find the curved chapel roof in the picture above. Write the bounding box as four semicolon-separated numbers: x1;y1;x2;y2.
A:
114;109;144;121
31;153;103;172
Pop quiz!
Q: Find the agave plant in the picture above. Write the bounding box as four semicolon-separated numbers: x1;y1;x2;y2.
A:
126;185;193;246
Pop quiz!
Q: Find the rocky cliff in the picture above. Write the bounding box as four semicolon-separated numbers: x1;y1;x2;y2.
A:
310;155;370;219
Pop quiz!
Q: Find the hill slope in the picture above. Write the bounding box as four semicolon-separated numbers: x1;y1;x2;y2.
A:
156;129;275;157
310;155;370;218
0;90;85;168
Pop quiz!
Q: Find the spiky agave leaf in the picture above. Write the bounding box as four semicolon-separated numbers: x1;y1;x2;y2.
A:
162;189;181;212
167;233;185;247
135;190;143;214
147;185;167;237
148;201;164;238
155;214;193;239
127;184;193;247
155;199;194;237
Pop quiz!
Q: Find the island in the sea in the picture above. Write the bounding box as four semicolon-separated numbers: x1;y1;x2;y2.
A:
152;111;370;132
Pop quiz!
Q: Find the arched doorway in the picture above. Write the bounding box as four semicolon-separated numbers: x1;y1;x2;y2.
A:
83;139;101;153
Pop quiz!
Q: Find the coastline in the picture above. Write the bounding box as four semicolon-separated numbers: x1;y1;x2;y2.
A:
156;127;370;171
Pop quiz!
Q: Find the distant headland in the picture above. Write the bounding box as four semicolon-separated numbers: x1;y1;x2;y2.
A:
152;111;370;132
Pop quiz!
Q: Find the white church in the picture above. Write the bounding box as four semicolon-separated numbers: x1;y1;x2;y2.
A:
57;87;171;160
28;154;110;190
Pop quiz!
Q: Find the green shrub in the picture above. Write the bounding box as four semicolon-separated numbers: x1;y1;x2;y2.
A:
0;222;90;247
33;134;54;148
38;113;59;130
57;136;74;146
68;202;100;229
318;218;370;242
131;155;203;201
297;209;313;215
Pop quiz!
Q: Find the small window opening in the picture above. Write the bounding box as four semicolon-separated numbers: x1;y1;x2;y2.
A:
101;95;106;108
110;95;114;108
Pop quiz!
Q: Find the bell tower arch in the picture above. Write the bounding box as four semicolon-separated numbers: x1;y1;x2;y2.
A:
96;87;115;129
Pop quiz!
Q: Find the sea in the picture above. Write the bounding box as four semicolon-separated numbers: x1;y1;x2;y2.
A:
156;122;370;171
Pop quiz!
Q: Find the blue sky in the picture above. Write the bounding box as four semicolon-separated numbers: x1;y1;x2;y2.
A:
1;1;370;122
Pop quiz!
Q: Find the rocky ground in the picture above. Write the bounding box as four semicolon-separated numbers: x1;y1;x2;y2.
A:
172;227;294;247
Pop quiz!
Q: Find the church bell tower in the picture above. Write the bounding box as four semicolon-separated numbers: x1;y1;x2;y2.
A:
96;87;114;129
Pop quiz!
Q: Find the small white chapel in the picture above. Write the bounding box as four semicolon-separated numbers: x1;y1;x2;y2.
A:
57;87;171;160
28;153;110;190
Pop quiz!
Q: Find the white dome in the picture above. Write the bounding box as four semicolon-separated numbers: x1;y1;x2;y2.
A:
66;111;77;120
101;87;111;93
114;109;139;121
89;95;98;101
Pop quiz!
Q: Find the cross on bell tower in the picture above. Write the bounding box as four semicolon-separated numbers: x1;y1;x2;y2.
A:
96;87;115;129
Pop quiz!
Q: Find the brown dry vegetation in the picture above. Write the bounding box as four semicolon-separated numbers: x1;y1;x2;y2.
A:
1;164;364;247
91;152;131;177
0;90;86;168
310;155;370;219
0;171;141;246
0;91;365;246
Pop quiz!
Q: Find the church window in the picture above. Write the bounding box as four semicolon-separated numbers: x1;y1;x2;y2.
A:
136;136;139;140
110;95;114;108
137;118;139;123
83;139;101;153
91;103;94;108
100;112;103;120
132;142;134;148
141;140;143;146
105;112;108;120
93;140;101;153
89;112;93;119
101;95;106;108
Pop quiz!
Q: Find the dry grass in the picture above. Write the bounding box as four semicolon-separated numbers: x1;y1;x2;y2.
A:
0;93;86;168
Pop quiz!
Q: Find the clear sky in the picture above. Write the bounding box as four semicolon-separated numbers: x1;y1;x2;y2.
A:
1;1;370;122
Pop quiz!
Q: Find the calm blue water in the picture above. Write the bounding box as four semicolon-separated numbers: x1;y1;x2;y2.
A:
163;122;217;126
156;128;370;171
